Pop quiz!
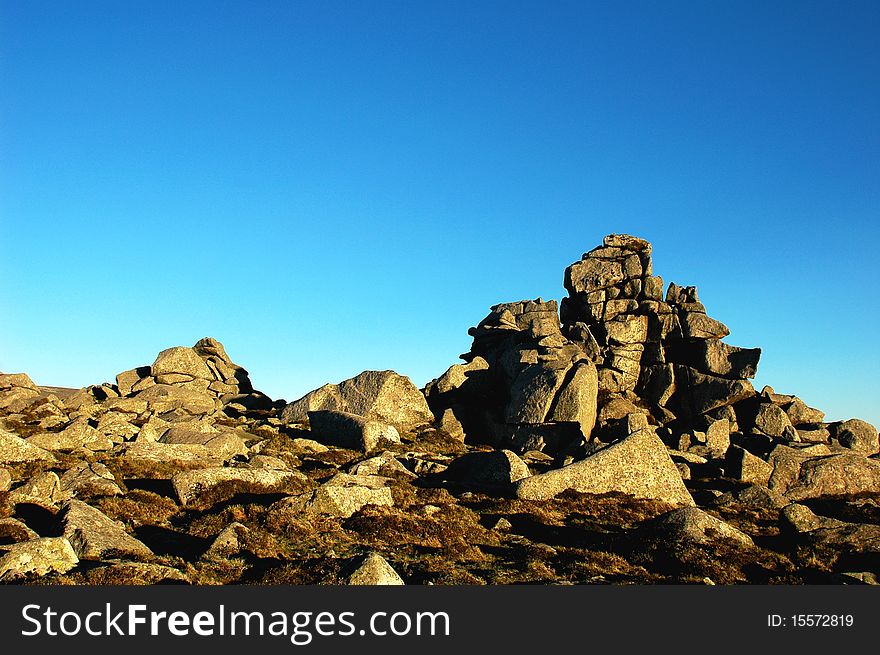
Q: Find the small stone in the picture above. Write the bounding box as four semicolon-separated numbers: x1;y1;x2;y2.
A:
202;522;249;560
705;419;731;458
0;537;79;581
726;446;773;486
639;507;754;549
491;517;513;531
347;552;404;585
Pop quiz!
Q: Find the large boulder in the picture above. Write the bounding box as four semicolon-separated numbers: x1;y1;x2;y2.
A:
768;446;880;501
281;370;434;430
307;410;401;452
829;419;879;455
443;450;530;487
151;346;213;382
514;428;694;506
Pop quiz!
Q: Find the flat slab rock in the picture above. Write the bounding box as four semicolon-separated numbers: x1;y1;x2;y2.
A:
0;428;54;465
172;467;310;508
514;428;694;507
303;473;394;518
768;447;880;501
61;499;153;561
0;537;79;582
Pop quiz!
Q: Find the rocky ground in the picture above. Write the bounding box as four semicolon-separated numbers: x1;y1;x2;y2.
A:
1;234;878;585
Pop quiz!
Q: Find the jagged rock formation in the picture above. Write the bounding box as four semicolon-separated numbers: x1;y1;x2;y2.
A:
0;234;878;586
425;234;768;459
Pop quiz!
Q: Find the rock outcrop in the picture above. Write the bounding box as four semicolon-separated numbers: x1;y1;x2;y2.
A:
0;235;877;586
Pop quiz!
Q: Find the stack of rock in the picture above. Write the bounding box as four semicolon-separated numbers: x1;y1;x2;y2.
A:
425;299;598;457
560;234;760;443
425;234;864;464
112;337;274;421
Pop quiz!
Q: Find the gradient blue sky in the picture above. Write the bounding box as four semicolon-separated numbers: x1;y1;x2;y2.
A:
1;1;878;426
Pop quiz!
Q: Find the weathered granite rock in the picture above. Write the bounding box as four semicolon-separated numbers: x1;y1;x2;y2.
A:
679;313;730;340
307;410;401;452
726;445;773;486
304;473;394;518
59;462;123;500
668;339;760;379
0;518;39;544
829;419;879;455
61;500;153;561
514;428;694;506
160;426;248;459
444;450;530;487
282;370;433;430
27;417;113;452
134;383;218;418
782;504;880;552
9;471;62;506
545;361;599;436
347;452;415;478
768;446;880;501
347;552;404;585
639;507;754;549
672;366;755;417
119;441;225;476
783;397;825;426
0;373;42;412
172;467;310;508
202;522;249;560
0;467;10;492
151;347;213;381
705;419;731;458
0;537;79;581
116;367;152;397
753;402;795;438
0;427;54;464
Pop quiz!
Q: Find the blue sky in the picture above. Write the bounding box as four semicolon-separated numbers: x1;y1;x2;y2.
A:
1;1;878;427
